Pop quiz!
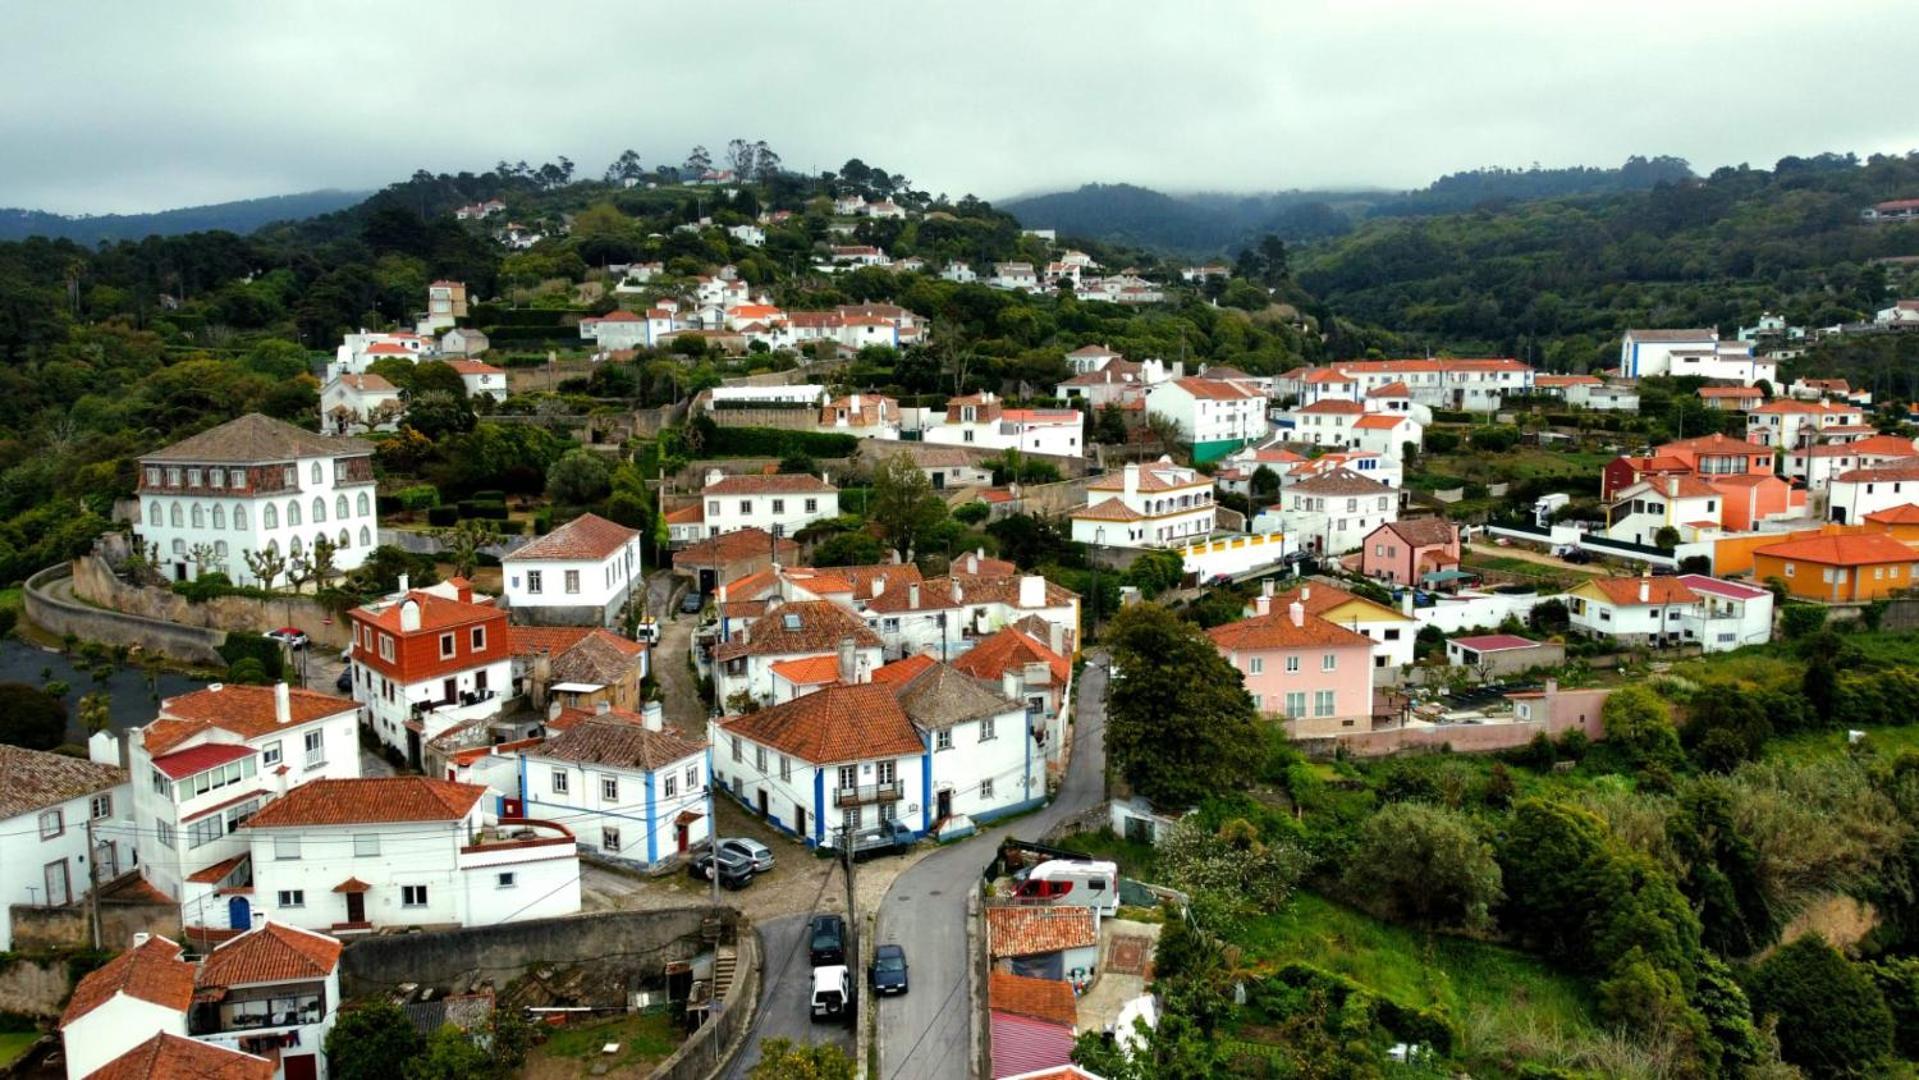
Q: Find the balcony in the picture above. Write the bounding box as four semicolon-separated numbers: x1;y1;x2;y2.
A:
835;781;903;807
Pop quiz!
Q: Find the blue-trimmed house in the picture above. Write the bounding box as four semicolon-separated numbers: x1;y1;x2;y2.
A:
518;707;710;869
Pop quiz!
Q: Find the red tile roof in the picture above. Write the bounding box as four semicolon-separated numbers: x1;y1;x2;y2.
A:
1208;608;1372;651
87;1034;273;1080
1297;400;1365;415
148;685;357;755
1865;503;1919;525
673;528;801;569
149;742;254;780
446;360;503;376
1753;533;1919;566
770;655;843;686
187;855;249;885
711;600;882;661
60;935;195;1026
1836;458;1919;483
1449;634;1544;652
1585;576;1700;606
1068;498;1144;523
198;923;342;989
986;906;1097;957
989;971;1078;1028
242;777;485;829
1377;517;1457;548
952;627;1069;685
717;683;924;764
1800;434;1918;458
504;512;638;562
0;744;126;819
869;653;937;686
1353;414;1409;430
506;626;595;656
1170;377;1261;401
664;504;704;524
703;473;836;494
353;590;501;636
534;715;706;771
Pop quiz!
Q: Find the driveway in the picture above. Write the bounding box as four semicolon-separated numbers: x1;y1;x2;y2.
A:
643;571;707;735
875;652;1109;1080
724;913;854;1077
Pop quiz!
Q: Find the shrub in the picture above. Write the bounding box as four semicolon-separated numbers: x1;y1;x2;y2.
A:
425;505;458;527
217;633;286;682
1780;604;1827;640
0;684;68;750
1746;936;1893;1077
394;484;441;510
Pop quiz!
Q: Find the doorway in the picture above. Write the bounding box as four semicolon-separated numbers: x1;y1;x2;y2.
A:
227;895;250;931
676;822;690;854
936;788;952;822
345;892;366;924
756;788;769;819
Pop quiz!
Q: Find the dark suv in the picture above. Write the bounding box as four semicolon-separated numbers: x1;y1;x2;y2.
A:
689;847;754;890
808;914;846;967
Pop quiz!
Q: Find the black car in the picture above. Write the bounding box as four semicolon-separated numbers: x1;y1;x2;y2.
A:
870;943;908;995
809;914;846;967
679;590;704;615
689;848;755;890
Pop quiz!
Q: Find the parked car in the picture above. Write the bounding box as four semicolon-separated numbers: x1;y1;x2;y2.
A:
679;591;704;614
810;965;850;1021
335;667;353;692
716;837;775;874
635;617;661;644
265;627;309;650
870;944;908;995
808;914;846;967
689;848;755;890
822;819;916;861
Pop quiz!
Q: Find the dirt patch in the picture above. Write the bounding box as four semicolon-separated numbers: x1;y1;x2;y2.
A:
1776;894;1880;954
522;1011;683;1080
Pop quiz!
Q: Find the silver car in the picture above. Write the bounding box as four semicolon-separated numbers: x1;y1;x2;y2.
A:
717;837;775;873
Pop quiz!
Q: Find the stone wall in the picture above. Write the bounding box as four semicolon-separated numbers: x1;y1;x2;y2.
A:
0;957;76;1020
25;564;227;667
68;556;351;651
10;884;183;953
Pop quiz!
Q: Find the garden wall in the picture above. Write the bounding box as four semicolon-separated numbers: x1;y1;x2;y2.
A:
68;557;351;651
25;564;227;667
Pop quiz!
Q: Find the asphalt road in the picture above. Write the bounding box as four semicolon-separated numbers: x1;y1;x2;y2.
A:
725;911;855;1077
875;651;1109;1080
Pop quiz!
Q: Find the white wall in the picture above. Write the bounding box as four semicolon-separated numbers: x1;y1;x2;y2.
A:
503;538;642;622
62;992;188;1080
1413;591;1558;634
0;786;132;950
519;749;710;867
701;490;840;537
138;458;378;586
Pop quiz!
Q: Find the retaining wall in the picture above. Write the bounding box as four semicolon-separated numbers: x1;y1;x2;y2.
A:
10;892;181;953
25;564;226;667
68;557;351;651
0;957;75;1019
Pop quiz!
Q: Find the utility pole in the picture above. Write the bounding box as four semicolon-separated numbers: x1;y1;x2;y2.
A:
85;815;102;949
838;824;858;1018
707;764;721;906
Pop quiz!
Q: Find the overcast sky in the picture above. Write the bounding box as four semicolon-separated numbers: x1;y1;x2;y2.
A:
4;0;1916;215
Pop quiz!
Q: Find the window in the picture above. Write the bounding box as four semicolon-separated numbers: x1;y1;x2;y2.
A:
731;737;742;763
778;755;790;782
188;815;223;848
378;633;395;661
602;826;622;853
980;778;995;799
312;497;326;523
664;774;678;798
145;467;160;487
357;492;370;516
89;794;111;820
1784;563;1795;578
37;810;62;840
263;503;277;529
211;505;225;529
231;468;246;488
1284;692;1306;718
402;885;428;907
754;746;766;772
526;570;543;594
564;570;580;594
1249;657;1264;675
156;819;176;849
1315;690;1336;717
304;729;324;768
234;505;248;529
1383;629;1401;641
805;498;818;514
286;501;300;526
278;890;305;908
552;769;569;795
980;716;996;741
1285;655;1300;674
739;500;753;515
601;776;618;802
150;769;173;797
687;764;700;790
439;632;456;659
707;500;719;516
936;729;953;751
359;525;370;547
170;503;183;527
274;835;302;860
1321;653;1337;672
497;872;517;889
336;494;349;519
354;835;380;857
470;626;485;651
771;498;785;514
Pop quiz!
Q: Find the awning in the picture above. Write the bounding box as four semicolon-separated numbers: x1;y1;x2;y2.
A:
675;810;704;826
333;877;372;894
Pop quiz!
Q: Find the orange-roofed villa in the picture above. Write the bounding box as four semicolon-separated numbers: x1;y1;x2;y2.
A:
1752;533;1919;602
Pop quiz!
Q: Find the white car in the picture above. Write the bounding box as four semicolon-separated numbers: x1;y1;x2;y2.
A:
811;965;850;1020
265;627;310;650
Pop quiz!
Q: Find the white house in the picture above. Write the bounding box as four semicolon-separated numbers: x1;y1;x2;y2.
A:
1567;574;1773;653
518;705;710;869
727;223;766;247
501;512;643;627
1283;451;1404;491
1064;344;1123;375
1784;433;1919;493
190;920;345;1080
698;470;841;538
136;414;379;586
924;393;1084;456
1564;382;1641;412
1070;458;1215;548
1292;358;1534;413
1874;299;1919;326
941;261;978;284
330;330;427;378
0;746;131;949
991;263;1039;291
1268;469;1398;556
1620;329;1778;385
418;280;468;335
128;682;362;924
319;372;403;435
57;934;197;1080
580;309;674;351
240;776;580;934
712;603;884;710
1349;412;1424;459
440;326;490;357
1605;476;1722;546
1143;378;1266;459
1747;399;1872;450
1828;458;1919;523
447;360;508;401
828;245;891;268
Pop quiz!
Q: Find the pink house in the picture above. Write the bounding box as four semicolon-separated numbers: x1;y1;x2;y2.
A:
1207;599;1374;737
1504;680;1612;741
1359;518;1460;586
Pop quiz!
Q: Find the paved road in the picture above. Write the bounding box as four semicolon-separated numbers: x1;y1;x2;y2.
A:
876;652;1109;1080
724;911;855;1077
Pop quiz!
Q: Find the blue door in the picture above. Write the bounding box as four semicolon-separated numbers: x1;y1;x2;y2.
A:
228;895;251;931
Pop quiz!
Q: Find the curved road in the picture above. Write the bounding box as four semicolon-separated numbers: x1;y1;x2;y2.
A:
876;652;1109;1080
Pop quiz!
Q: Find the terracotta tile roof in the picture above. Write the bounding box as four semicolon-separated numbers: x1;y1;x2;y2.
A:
952;552;1019;577
1751;399;1858;415
187;855;249;885
1534;374;1603;387
87;1034;273;1080
198;923;342;989
1289;468;1391;496
986;906;1097;957
718;683;923;764
1366;381;1411;397
894;662;1018;729
141;413;370;465
1707;473;1781;488
60;935;195;1026
334;372;398;392
664;504;704;524
506;626;594;656
1086;462;1206;492
149;742;253;780
535;715;705;771
703;473;836;495
505;513;639;562
1626;328;1716;342
1836;458;1919;483
711;600;881;661
1753;533;1919;566
837;563;925;600
1302;369;1355;383
1585;576;1700;606
770;655;843;686
1169;376;1261;401
1297;400;1365;415
353;590;501;635
242;777;484;829
723;568;780;600
148;685;357;755
1698;386;1763;398
1866;503;1919;524
989;971;1078;1028
1448;634;1544;652
446;360;504;376
1620;476;1720;500
1353;414;1409;430
1659;433;1773;455
1800;435;1918;458
1378;517;1457;548
1268;582;1407;621
1676;574;1770;600
952;627;1070;685
869;653;937;686
1207;608;1372;652
0;745;125;819
1069;497;1144;522
550;630;648;685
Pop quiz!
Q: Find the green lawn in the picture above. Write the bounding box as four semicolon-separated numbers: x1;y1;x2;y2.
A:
0;1032;38;1068
0;586;21;614
1232;892;1604;1068
530;1010;680;1074
1765;724;1919;762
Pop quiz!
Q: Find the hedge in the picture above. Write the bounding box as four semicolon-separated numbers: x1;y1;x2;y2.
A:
426;506;458;527
456;500;509;520
704;426;859;458
394;484;441;510
468;305;586;326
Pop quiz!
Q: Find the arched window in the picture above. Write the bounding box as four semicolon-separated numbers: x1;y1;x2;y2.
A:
312;497;326;523
289;536;303;557
211;505;225;530
213;540;228;559
190;504;204;528
266;539;279;557
338;528;350;549
356;492;370;517
287;501;301;527
310;462;322;485
171;539;186;555
336;494;349;520
262;503;277;529
233;504;247;530
148;501;162;525
169;503;183;527
359;526;371;547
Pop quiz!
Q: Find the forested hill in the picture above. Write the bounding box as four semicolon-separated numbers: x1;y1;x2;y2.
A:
0;189;371;245
1293;151;1919;369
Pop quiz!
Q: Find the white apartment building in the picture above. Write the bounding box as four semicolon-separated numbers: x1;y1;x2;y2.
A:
191;921;344;1080
502;512;643;627
1746;399;1872;450
1143;377;1266;459
127;683;362;923
1828;458;1919;523
1270;469;1399;555
136;414;379;586
240;777;580;934
924;392;1085;457
0;746;132;949
1620;329;1778;385
1292;359;1534;413
417;280;468;334
1070;459;1215;548
518;705;710;869
318;372;403;435
1783;434;1919;493
448;360;508;400
697;470;841;538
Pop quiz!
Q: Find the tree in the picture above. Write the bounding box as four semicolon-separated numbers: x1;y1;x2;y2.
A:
545;449;613;505
309;535;340;590
435;520;500;580
811;531;884;567
1156;819;1305;929
405;390;474;440
243;546;287;591
405;1025;491;1080
77;691;110;737
747;1038;856;1080
603;148;644;184
1342;802;1503;931
1249;464;1280;501
1600;684;1684;771
0;684;67;750
1104;603;1263;807
409;361;469;400
684;145;712;178
1094;403;1128;445
325;1000;424;1080
869;452;947;561
1747;935;1894;1078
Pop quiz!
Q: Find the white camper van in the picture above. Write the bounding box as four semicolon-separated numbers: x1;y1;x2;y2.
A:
1011;859;1119;915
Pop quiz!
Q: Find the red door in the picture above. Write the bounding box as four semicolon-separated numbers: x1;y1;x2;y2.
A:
284;1054;317;1080
676;823;689;854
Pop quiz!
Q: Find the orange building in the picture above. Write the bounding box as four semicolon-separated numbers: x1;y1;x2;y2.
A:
1864;504;1919;542
1750;533;1919;602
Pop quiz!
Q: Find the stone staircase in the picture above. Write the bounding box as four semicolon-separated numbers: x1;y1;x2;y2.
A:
711;946;738;1001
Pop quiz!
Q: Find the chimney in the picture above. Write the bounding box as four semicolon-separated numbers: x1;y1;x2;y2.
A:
1048;621;1065;656
966;552;979;574
398;573;410;595
132;932;151;949
455;580;472;604
1254;596;1271;617
1289;601;1305;627
1639;574;1650;604
274;681;292;726
595;700;612;715
1262;578;1275;598
718;583;729;604
1018;575;1045;608
837;637;859;684
1300;585;1311;602
908;582;921;610
1002;670;1022;701
399;599;421;633
1122;463;1140;498
704;467;725;488
872;576;885;598
642;701;665;732
1401;590;1415;617
952;579;964;604
547;699;562;722
1667;476;1679;498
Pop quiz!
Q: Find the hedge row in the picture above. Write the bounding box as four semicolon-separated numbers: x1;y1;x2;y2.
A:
704;426;859;458
468;305;588;326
